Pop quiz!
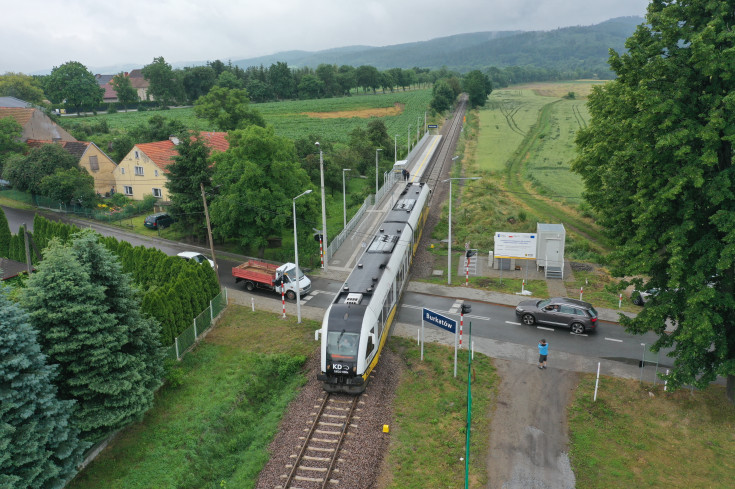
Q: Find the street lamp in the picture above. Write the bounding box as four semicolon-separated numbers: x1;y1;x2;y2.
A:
343;169;351;227
394;135;397;163
315;142;328;272
293;189;312;323
443;177;481;285
375;148;383;194
407;125;411;154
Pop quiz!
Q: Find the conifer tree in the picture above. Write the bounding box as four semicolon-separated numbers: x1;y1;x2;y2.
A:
0;208;10;258
22;231;164;440
0;286;87;488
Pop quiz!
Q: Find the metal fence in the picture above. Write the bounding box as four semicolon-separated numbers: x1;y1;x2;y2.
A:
327;132;431;260
165;288;228;361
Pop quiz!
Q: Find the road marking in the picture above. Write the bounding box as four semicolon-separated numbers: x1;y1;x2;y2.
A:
448;300;462;314
605;337;623;343
505;321;521;326
537;326;555;331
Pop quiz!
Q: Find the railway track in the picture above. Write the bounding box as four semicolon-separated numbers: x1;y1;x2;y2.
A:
422;94;468;194
281;392;360;489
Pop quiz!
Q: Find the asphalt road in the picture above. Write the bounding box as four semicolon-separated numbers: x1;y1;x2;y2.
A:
2;203;665;368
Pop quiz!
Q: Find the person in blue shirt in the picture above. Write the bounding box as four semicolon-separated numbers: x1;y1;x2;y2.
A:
538;339;548;369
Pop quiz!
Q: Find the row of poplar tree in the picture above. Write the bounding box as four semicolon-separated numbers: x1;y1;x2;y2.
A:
1;213;220;488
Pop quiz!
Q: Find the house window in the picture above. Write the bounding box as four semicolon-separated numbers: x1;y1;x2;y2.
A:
154;169;159;177
124;186;133;196
135;151;139;159
152;188;162;198
121;167;125;175
134;166;144;176
89;155;99;171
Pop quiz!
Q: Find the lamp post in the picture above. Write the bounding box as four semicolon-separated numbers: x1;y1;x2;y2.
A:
343;168;351;227
443;177;480;285
394;135;397;163
375;148;382;194
315;142;328;272
293;189;312;323
407;125;411;155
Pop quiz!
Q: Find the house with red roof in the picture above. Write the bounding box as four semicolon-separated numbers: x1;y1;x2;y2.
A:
0;107;76;142
112;132;229;201
26;139;117;195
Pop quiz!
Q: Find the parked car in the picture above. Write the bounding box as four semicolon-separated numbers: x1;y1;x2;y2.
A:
632;288;659;306
515;297;599;334
144;212;174;230
177;251;215;268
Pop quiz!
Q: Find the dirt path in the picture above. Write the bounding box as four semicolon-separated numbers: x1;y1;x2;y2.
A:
486;359;578;489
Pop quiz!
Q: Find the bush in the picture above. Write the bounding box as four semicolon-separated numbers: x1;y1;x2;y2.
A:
106;104;118;114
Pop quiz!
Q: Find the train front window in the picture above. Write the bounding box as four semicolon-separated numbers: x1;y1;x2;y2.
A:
327;331;359;359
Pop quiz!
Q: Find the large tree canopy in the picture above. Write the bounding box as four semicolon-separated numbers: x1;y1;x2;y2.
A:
44;61;104;114
193;86;265;131
210;125;317;253
572;1;735;400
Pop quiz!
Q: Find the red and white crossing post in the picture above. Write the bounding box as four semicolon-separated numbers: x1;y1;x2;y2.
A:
281;280;286;318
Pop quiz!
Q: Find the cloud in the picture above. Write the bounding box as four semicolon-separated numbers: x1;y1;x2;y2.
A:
1;0;649;74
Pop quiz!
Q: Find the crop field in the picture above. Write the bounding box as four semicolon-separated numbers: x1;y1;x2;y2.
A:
475;90;553;173
524;98;589;202
81;89;433;146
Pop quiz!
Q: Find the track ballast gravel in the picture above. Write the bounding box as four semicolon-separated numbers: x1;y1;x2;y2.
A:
255;350;403;489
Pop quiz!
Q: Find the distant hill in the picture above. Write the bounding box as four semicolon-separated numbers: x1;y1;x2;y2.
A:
231;16;643;75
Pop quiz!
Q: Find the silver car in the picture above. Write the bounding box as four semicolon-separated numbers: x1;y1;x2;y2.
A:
515;297;598;334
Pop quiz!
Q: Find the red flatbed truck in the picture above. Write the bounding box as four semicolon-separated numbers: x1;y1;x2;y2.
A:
232;259;312;300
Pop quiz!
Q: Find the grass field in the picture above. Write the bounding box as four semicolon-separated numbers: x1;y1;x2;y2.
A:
569;376;735;488
455;82;609;260
64;305;498;489
66;308;317;489
64;89;434;147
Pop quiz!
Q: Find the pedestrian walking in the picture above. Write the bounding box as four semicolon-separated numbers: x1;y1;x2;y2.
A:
538;339;548;369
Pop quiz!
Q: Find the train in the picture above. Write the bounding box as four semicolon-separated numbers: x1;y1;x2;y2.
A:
316;181;431;394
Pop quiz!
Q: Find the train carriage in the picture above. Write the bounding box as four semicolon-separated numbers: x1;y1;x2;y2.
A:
317;182;431;393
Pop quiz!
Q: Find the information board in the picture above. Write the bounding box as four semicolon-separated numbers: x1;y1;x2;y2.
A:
494;232;537;259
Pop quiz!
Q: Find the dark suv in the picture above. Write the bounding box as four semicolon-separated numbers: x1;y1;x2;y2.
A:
144;212;174;230
515;297;598;334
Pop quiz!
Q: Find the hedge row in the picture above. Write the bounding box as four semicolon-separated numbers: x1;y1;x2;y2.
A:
31;215;220;345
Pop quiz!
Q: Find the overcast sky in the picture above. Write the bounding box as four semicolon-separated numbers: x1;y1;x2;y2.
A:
3;0;650;74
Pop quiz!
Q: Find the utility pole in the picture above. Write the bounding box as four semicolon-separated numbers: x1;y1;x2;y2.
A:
200;182;221;288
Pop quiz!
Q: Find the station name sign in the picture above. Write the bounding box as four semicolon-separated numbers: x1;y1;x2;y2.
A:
423;308;456;333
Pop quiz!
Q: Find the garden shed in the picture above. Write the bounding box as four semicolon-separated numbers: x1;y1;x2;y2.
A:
536;223;566;279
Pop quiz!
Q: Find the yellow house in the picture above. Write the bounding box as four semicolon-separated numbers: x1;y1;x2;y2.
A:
26;140;117;195
113;133;229;202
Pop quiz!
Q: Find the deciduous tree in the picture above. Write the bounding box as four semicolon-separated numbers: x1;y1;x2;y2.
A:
2;143;78;195
210;125;317;253
141;56;184;107
110;72;138;111
0;72;45;104
463;70;492;108
572;0;735;401
44;61;104;114
193;86;265;131
39;167;96;206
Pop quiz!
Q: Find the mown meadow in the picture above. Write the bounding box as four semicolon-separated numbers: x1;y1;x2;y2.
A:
83;89;434;146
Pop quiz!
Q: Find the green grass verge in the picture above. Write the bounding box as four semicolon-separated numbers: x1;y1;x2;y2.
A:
384;337;497;488
66;307;319;489
569;376;735;488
